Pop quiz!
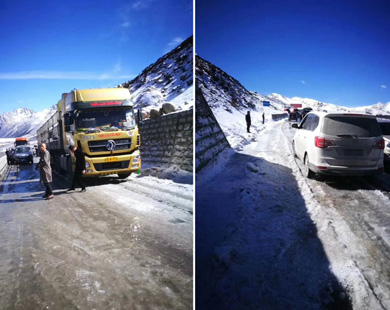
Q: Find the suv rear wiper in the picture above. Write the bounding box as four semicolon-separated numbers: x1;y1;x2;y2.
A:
336;134;358;138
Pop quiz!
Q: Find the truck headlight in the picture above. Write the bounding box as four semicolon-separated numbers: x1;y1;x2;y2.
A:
132;155;140;164
85;162;90;168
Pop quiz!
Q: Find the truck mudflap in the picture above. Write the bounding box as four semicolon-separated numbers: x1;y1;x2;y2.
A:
83;151;141;177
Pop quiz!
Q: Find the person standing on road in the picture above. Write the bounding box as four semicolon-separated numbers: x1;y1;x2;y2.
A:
6;149;12;165
67;145;86;192
36;143;54;200
246;111;251;133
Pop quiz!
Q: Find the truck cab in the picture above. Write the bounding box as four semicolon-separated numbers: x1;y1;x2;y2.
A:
38;88;142;179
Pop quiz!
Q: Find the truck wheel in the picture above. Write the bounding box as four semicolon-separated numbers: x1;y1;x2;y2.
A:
118;173;131;179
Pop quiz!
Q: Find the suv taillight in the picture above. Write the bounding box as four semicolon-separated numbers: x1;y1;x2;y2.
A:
315;136;334;148
372;139;385;149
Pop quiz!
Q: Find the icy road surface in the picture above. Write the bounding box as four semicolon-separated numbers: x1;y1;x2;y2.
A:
0;162;193;309
197;120;390;310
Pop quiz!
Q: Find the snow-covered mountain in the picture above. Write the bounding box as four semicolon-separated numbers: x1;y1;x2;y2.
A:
267;93;390;115
122;36;193;112
0;37;194;139
0;107;56;139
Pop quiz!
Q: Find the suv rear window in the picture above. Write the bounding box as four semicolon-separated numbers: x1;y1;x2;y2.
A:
323;116;382;137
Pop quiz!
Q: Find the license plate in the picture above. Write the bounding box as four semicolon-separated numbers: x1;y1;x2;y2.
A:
106;157;118;162
344;149;363;156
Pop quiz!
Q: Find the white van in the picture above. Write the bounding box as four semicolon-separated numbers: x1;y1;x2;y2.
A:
292;112;384;178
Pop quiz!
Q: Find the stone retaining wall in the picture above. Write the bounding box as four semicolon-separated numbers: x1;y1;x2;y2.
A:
140;109;193;172
195;86;231;173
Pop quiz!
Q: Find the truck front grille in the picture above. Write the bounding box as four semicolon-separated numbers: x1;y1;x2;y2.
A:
94;161;130;171
88;139;131;153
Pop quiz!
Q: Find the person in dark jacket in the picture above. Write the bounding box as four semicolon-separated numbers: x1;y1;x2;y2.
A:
246;111;251;133
67;145;86;192
6;149;12;165
36;143;54;199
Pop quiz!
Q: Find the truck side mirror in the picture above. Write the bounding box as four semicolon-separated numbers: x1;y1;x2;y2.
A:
291;123;299;129
64;113;73;132
136;109;143;127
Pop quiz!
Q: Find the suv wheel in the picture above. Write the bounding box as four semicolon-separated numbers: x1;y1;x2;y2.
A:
304;154;314;179
292;140;297;158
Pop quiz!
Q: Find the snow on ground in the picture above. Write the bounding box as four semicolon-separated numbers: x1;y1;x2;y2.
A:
169;86;194;110
197;116;384;309
210;104;273;151
141;162;193;185
0;159;193;309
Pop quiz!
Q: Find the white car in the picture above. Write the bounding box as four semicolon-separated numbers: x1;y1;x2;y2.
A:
377;117;390;162
292;112;384;178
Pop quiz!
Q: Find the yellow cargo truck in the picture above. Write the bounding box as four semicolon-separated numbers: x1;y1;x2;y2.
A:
37;88;141;179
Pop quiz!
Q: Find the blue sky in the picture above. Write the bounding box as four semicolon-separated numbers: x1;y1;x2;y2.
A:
0;0;192;114
196;0;390;108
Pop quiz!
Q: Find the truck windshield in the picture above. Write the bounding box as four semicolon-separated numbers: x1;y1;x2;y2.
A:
75;109;136;132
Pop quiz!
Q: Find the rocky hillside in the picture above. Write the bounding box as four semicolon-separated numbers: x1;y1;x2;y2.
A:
196;55;263;112
123;36;193;113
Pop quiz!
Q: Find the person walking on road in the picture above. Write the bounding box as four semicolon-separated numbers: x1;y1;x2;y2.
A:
246;111;251;133
67;145;86;192
36;143;54;200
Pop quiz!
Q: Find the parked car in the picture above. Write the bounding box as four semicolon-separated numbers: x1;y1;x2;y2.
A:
301;107;313;118
292;112;384;178
377;118;390;162
13;145;34;165
288;108;301;122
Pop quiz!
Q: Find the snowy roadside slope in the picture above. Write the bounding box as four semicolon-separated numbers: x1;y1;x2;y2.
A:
196;56;277;150
196;120;383;310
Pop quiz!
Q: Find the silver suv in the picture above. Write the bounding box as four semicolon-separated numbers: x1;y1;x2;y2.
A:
292;112;384;178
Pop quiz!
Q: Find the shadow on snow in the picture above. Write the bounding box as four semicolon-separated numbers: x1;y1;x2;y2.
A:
196;151;352;310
